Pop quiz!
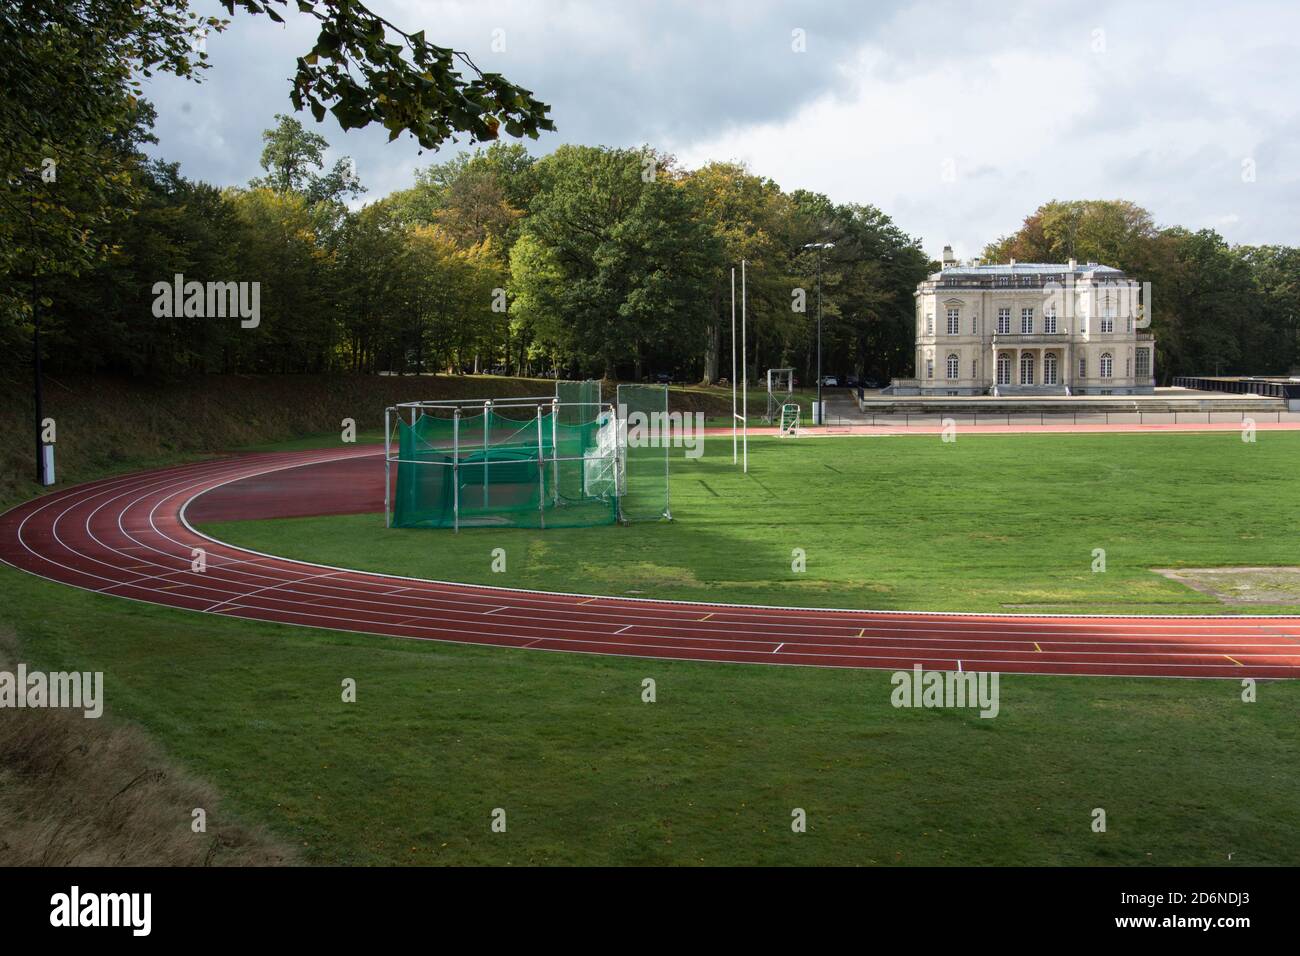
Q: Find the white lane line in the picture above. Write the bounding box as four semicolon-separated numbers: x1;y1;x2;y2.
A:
204;571;339;613
774;642;784;653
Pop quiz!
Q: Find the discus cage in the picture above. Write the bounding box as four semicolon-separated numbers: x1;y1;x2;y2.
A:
384;381;671;531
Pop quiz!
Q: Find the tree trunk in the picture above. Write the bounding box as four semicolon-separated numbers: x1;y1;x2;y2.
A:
701;320;720;385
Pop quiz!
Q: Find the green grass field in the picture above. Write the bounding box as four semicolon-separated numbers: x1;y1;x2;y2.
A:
204;431;1300;615
6;428;1300;865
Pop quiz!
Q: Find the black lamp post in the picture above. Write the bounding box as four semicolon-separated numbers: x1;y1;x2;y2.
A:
803;241;834;423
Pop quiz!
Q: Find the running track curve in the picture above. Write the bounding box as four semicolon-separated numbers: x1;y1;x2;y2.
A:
2;445;1299;680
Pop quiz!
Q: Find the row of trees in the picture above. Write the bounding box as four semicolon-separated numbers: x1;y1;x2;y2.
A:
4;106;934;383
984;201;1300;378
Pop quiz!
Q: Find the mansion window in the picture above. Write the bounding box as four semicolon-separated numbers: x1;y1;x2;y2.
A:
1044;309;1057;334
1127;316;1133;332
1020;308;1033;334
926;358;934;379
947;354;959;379
1136;349;1151;376
971;359;977;378
997;308;1011;334
1078;356;1087;378
1100;353;1114;378
1100;316;1114;333
1020;352;1035;385
971;315;979;335
947;308;960;335
926;314;934;335
996;354;1011;385
1044;352;1058;385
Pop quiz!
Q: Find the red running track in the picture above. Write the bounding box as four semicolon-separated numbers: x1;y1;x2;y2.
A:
2;445;1299;680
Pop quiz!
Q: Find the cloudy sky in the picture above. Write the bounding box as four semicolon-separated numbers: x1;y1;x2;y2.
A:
143;0;1300;258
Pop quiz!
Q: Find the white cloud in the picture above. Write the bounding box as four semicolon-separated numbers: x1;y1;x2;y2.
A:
141;0;1300;254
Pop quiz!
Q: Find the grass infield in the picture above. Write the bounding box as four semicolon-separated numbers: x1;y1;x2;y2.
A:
206;432;1300;616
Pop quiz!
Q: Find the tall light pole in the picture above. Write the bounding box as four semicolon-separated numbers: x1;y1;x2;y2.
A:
803;241;834;424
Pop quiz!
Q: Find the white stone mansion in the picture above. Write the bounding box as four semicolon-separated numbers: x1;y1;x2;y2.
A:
894;247;1156;396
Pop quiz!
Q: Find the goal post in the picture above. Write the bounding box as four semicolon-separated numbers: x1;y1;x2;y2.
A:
731;261;749;473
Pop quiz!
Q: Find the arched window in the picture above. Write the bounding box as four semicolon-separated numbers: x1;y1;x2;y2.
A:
1044;352;1058;385
996;353;1011;385
946;354;959;379
1100;352;1113;378
1020;352;1035;385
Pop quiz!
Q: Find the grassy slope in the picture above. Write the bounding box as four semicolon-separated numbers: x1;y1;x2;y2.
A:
6;565;1299;866
203;432;1300;615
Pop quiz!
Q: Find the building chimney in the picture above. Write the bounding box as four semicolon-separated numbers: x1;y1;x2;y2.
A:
941;244;956;268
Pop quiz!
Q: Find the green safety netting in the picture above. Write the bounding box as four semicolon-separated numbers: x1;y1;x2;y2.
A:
391;402;618;529
617;383;671;522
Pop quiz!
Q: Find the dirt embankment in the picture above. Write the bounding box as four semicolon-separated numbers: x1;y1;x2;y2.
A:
0;373;735;508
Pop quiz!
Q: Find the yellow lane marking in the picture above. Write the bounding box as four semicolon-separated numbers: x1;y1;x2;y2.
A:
1034;642;1042;653
578;597;597;605
858;628;866;638
699;613;714;622
1225;655;1244;666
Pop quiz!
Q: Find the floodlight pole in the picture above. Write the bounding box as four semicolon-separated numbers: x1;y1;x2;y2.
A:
816;248;822;419
551;398;559;505
803;241;834;425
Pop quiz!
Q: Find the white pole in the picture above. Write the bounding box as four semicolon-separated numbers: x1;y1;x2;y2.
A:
731;266;737;465
452;409;460;534
741;259;748;473
384;406;392;528
483;400;490;508
536;403;546;529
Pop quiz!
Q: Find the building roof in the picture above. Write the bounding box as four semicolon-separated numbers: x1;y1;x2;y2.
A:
939;262;1124;276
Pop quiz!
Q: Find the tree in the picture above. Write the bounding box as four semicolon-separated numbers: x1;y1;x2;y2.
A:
225;0;555;150
682;163;795;384
251;114;365;207
511;146;719;379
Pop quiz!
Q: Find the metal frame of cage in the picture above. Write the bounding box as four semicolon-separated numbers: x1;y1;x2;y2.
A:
764;367;795;423
384;398;619;532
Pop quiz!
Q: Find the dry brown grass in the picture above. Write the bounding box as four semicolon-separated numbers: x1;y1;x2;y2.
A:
0;628;294;866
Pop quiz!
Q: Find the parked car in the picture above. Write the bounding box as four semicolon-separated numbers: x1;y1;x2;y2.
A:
844;374;860;388
860;377;882;389
819;375;839;387
654;371;673;384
